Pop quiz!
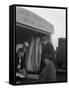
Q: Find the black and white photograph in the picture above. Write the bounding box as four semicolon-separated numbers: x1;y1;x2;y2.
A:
9;5;67;85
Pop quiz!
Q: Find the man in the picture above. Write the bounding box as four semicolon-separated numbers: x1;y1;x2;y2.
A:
39;42;56;82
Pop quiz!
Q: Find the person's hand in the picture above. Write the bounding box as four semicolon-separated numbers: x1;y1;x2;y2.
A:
26;73;39;79
20;68;27;75
16;72;25;78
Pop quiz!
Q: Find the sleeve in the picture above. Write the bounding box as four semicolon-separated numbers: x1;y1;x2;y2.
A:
39;66;49;82
47;62;56;82
39;62;56;83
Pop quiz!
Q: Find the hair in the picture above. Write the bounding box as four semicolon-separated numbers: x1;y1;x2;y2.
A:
42;42;55;60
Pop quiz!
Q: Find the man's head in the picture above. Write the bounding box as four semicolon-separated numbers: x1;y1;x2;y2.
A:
42;42;55;60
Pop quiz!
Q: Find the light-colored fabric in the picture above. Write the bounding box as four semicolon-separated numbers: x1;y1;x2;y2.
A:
38;42;42;71
25;38;35;72
34;37;40;71
25;37;42;72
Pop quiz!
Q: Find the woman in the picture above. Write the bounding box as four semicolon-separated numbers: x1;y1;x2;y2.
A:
39;42;56;83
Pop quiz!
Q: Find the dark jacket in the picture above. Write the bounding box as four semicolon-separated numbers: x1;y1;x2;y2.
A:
39;59;56;82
